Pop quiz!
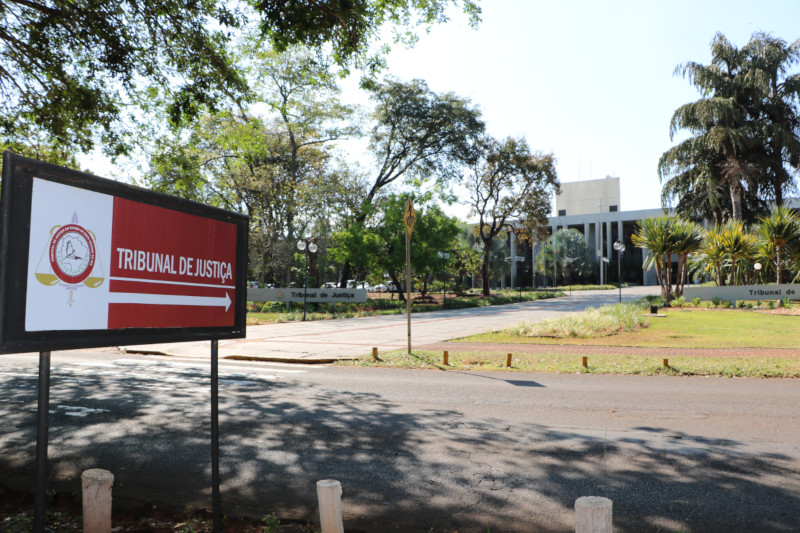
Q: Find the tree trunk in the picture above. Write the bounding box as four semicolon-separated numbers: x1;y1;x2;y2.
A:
481;251;491;296
389;272;406;302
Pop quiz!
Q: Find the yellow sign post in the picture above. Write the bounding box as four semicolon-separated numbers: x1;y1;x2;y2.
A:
403;198;416;354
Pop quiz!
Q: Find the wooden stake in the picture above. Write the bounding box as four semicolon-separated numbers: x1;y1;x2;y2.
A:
372;347;378;361
506;353;512;367
582;356;588;368
663;358;669;368
443;351;449;365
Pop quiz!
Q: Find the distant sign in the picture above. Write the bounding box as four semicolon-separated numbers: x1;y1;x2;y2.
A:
249;288;367;304
0;152;249;353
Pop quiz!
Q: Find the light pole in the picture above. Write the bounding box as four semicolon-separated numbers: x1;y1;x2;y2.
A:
754;262;762;284
513;255;525;300
297;238;317;321
602;256;609;289
613;241;626;303
438;250;450;304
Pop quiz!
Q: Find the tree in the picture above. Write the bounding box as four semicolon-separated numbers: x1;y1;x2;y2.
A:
338;77;485;286
660;32;800;224
329;194;460;301
756;205;800;284
1;0;480;155
253;0;481;78
632;217;676;301
0;0;247;155
464;136;559;296
535;229;596;286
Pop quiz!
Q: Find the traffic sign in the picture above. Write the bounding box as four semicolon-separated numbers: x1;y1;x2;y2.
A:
403;198;416;237
0;152;249;353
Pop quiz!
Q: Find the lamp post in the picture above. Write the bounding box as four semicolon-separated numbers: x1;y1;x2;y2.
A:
754;262;762;284
438;251;450;304
613;241;626;303
297;238;317;321
602;256;609;289
513;255;525;300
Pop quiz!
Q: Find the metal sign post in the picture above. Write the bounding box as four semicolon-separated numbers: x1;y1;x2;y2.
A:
403;199;416;355
32;351;51;532
211;340;221;533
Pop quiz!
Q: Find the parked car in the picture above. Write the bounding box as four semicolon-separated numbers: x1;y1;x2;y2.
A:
323;282;337;288
373;284;388;292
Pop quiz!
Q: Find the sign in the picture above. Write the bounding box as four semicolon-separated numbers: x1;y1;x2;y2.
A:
249;287;367;304
403;198;416;237
684;283;800;302
0;152;249;353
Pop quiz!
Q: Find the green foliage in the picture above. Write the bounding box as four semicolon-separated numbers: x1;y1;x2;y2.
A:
535;229;597;285
0;0;247;155
464;135;560;295
262;513;281;533
660;32;800;224
632;216;702;300
254;1;481;79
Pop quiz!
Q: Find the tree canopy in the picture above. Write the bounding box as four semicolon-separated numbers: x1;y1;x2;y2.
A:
659;32;800;224
0;0;481;156
464;136;559;295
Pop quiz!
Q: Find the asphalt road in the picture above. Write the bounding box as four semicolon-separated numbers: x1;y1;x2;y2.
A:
1;349;798;532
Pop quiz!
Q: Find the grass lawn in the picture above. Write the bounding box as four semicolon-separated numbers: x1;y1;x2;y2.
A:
337;307;800;378
459;308;800;349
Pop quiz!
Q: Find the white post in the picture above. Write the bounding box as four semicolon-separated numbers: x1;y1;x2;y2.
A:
316;479;344;533
575;496;612;533
81;469;114;533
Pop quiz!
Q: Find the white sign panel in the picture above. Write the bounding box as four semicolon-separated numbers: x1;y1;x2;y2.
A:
684;284;800;301
248;288;367;303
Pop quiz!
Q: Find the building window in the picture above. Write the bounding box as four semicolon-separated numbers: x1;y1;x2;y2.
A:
609;205;618;212
558;209;566;216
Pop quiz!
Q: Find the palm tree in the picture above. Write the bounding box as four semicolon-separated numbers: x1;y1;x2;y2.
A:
671;218;704;297
695;224;728;286
720;220;757;285
660;32;800;224
632;217;676;301
756;206;800;284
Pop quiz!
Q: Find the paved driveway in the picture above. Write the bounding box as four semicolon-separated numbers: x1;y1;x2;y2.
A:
124;287;659;361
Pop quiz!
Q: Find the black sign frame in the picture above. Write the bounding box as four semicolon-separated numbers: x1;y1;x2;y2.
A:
0;152;248;353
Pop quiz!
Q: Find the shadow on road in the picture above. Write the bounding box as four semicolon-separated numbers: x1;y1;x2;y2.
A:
0;361;798;532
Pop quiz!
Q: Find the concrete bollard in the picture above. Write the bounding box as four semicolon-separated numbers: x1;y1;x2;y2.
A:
575;496;612;533
443;350;449;365
316;479;344;533
81;469;114;533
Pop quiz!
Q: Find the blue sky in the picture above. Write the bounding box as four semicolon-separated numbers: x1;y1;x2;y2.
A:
341;0;800;215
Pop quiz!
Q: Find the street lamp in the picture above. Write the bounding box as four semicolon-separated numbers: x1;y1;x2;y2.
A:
613;241;626;303
754;262;762;284
438;250;450;304
602;256;609;289
513;255;525;300
297;238;317;321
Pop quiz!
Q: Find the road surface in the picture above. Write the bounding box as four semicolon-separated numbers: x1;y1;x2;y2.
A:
0;348;798;532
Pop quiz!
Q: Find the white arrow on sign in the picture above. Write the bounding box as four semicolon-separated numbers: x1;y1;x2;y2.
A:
109;291;232;311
